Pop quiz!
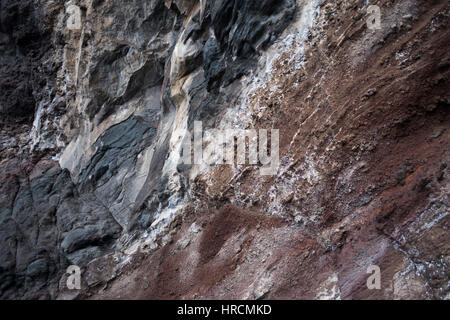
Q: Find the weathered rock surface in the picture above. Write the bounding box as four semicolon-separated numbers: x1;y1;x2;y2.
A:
0;0;449;300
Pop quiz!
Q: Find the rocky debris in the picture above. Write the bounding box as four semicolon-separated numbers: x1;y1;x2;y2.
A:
0;0;449;300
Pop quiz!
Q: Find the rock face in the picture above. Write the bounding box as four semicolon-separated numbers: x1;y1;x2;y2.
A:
0;0;449;300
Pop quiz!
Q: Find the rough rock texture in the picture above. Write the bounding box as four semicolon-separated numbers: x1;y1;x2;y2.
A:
0;0;449;300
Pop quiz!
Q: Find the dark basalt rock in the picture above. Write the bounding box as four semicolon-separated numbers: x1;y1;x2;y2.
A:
0;0;56;121
203;0;296;90
0;158;122;299
78;116;157;191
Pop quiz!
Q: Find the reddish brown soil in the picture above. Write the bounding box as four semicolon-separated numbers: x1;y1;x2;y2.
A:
83;205;284;299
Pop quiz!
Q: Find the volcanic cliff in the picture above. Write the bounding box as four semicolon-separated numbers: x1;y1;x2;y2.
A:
0;0;449;300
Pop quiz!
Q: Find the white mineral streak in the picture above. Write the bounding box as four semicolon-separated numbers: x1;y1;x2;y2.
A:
315;273;342;300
